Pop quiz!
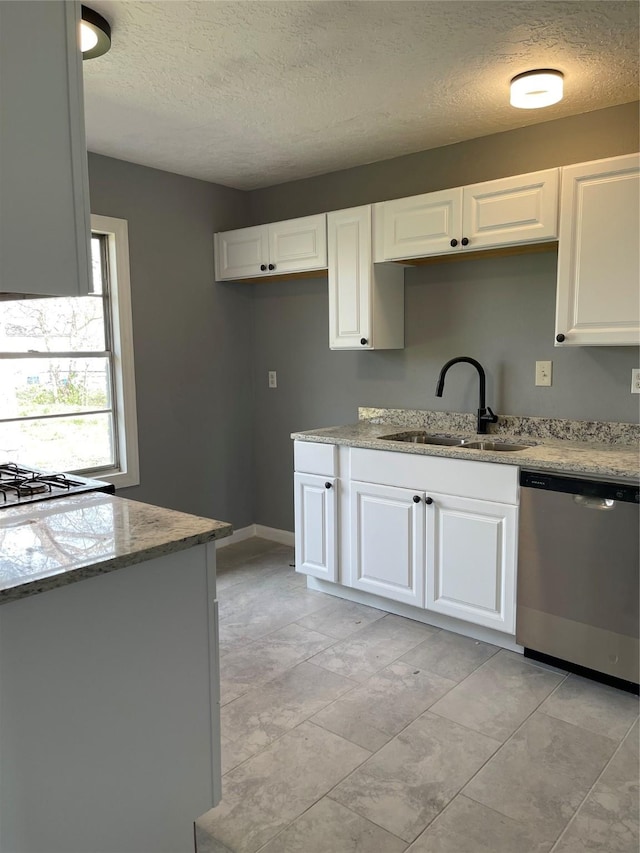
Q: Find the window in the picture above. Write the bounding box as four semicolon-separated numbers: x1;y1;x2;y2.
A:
0;215;139;488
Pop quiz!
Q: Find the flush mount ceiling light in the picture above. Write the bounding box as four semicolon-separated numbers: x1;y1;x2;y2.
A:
510;69;564;109
81;5;111;60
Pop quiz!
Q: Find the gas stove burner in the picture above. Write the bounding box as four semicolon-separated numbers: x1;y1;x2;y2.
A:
0;462;115;507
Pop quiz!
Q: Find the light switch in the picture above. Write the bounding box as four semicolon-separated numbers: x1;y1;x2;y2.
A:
535;361;552;387
268;370;277;388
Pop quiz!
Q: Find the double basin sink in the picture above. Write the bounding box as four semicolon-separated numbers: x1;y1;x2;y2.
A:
379;430;535;453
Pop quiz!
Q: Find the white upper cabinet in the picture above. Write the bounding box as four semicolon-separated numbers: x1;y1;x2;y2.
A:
0;1;92;297
376;169;559;261
328;206;404;350
376;188;462;260
463;169;559;251
555;153;640;347
214;214;327;281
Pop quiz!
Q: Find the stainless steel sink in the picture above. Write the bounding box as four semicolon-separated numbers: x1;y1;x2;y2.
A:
379;432;535;452
379;431;468;446
460;441;531;452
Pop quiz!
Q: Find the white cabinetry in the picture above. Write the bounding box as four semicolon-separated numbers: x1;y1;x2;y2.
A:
328;206;404;350
293;441;338;582
214;214;327;281
0;1;92;297
350;481;425;606
293;443;519;634
294;473;337;581
377;169;559;261
555;153;640;347
426;493;518;633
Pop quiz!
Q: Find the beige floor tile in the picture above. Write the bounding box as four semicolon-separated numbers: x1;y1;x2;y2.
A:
311;660;456;751
221;661;356;773
330;711;501;843
540;674;639;742
309;614;440;683
258;798;408;853
429;649;565;741
463;711;619;844
220;623;336;704
551;720;639;853
197;722;370;853
400;631;498;683
406;795;551;853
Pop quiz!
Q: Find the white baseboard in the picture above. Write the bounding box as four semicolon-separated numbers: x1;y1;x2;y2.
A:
216;524;294;549
254;525;295;547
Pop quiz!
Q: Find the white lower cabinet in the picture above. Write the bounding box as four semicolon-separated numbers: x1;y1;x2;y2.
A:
426;493;518;633
292;442;519;635
294;472;337;581
350;481;425;607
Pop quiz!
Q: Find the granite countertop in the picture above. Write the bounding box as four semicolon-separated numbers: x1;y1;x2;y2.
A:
291;408;639;483
0;494;233;605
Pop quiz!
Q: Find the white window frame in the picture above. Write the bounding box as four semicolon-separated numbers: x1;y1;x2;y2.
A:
91;214;139;489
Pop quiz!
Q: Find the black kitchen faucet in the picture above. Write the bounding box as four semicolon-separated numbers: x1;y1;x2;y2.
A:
435;356;498;434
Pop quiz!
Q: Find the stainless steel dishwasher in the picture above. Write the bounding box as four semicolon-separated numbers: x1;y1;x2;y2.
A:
516;470;639;691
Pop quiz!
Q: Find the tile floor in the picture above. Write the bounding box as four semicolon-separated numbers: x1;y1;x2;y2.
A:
196;538;639;853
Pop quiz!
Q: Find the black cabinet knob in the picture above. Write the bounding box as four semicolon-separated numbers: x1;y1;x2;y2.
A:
360;338;368;346
413;495;421;503
461;237;470;246
268;263;275;271
325;482;332;489
425;497;434;505
556;333;565;343
450;238;458;247
260;264;267;271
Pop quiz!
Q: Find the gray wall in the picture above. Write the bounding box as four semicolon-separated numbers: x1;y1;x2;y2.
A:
88;153;255;527
248;102;640;532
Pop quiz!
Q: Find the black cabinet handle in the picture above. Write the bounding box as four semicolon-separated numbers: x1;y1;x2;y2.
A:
413;495;421;503
325;482;332;489
556;333;565;343
260;264;267;271
268;263;275;271
450;238;458;247
360;338;368;346
461;237;470;246
425;497;433;505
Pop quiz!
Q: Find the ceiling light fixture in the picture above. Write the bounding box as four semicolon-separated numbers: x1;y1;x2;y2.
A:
80;5;111;60
510;70;564;109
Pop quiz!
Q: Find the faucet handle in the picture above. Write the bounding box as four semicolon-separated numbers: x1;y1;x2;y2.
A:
484;406;498;424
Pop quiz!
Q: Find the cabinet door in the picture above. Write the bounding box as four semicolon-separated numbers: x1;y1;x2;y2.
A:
351;481;425;607
328;206;372;349
555;154;639;346
294;473;337;581
381;188;463;260
426;494;517;633
268;214;327;274
214;226;268;280
0;1;91;297
462;169;559;250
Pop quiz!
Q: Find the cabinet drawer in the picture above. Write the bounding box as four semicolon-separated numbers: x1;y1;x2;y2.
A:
350;447;518;504
294;441;337;476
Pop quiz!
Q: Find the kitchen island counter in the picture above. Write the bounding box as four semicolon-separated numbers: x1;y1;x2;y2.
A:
0;494;231;853
0;493;232;605
292;407;639;483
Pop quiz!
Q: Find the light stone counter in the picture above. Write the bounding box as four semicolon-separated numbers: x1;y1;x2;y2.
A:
291;408;639;483
0;493;232;605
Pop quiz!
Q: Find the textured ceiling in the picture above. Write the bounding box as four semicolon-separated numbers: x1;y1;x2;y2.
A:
82;1;639;190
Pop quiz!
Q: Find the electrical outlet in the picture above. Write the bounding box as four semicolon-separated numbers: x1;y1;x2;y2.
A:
268;370;277;389
632;369;640;394
535;361;552;387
